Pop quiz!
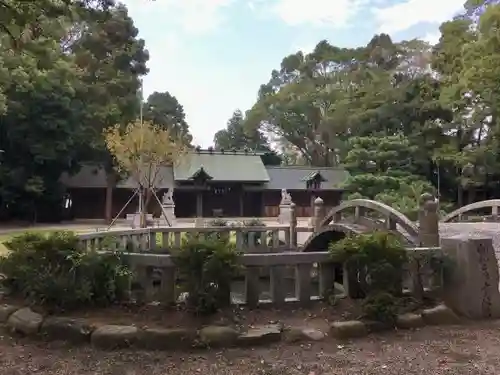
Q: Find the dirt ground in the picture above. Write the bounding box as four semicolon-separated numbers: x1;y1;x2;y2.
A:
1;322;500;374
57;300;363;332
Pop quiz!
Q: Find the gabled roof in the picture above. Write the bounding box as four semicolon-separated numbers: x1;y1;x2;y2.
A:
189;166;213;181
174;152;270;182
301;170;328;182
265;166;349;190
59;165;174;189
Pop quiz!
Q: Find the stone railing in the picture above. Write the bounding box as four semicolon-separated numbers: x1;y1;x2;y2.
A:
78;225;296;253
118;246;441;307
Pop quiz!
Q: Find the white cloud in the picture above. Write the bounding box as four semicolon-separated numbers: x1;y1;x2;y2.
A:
422;31;441;45
373;0;464;35
269;0;368;28
121;0;233;34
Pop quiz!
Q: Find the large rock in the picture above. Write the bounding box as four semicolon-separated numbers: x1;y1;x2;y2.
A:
421;305;460;325
441;236;500;319
90;325;138;349
0;304;19;323
199;326;239;347
6;307;43;335
396;313;424;329
40;317;94;344
237;325;282;346
330;320;368;339
283;327;325;343
138;328;196;350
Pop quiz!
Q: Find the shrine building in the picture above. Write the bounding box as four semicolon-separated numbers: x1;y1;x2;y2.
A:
60;149;349;219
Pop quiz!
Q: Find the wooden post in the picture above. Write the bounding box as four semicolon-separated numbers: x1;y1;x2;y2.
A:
313;197;325;232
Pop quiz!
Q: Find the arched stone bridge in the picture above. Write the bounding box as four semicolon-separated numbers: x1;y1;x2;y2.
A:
300;197;500;252
301;199;421;252
441;199;500;223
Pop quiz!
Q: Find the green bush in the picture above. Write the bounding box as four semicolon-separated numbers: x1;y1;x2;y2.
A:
172;238;241;315
329;232;407;297
361;292;399;325
0;231;132;311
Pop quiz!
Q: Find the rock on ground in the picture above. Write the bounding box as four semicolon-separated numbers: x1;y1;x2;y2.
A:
237;324;282;346
90;325;138;349
199;326;239;347
40;317;94;344
7;307;43;335
138;328;197;350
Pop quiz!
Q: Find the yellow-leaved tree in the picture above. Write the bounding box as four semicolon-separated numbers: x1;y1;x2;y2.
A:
104;119;188;227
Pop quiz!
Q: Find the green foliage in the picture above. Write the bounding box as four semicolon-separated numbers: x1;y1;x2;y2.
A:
329;232;407;295
361;292;399;325
0;231;132;311
172;238;241;316
143;91;193;147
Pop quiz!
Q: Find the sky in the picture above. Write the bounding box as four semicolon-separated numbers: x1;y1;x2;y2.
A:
121;0;466;147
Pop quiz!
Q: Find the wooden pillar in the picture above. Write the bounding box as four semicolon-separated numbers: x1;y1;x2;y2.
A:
239;192;244;217
196;191;203;218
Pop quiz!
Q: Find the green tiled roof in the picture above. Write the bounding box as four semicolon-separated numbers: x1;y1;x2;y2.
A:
301;170;328;182
174;153;270;182
265;166;349;190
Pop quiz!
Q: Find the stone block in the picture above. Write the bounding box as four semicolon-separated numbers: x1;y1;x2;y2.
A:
137;328;196;350
330;320;368;339
278;205;291;224
158;204;176;226
441;236;500;319
421;305;460;325
40;317;94;344
396;313;424;329
237;325;282;346
283;327;325;343
0;304;19;323
7;307;43;335
91;325;138;349
199;325;239;347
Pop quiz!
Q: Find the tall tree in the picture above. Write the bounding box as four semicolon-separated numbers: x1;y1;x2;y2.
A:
70;2;149;222
143;91;193;147
0;16;89;221
214;110;269;151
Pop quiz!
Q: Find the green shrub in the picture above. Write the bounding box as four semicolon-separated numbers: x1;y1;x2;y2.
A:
172;238;241;315
0;231;132;311
329;232;407;297
361;292;399;325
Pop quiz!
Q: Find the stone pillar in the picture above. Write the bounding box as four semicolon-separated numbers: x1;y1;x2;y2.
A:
313;197;325;232
289;202;297;249
278;190;293;224
159;202;176;226
441;235;500;319
418;193;439;247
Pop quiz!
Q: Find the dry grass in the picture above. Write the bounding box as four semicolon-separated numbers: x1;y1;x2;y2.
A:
1;322;500;374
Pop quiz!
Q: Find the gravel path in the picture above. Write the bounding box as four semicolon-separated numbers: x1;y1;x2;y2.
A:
2;323;500;374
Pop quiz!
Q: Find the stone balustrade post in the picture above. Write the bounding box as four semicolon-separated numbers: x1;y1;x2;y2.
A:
278;190;293;225
313;197;325;232
418;193;440;247
441;235;500;319
289;202;297;249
